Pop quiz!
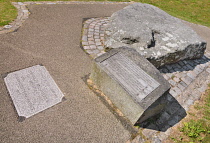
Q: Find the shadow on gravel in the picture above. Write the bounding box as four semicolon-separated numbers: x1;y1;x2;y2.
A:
136;93;187;132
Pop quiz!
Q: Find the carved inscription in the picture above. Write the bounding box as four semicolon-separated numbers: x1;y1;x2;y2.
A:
4;65;64;118
100;53;160;101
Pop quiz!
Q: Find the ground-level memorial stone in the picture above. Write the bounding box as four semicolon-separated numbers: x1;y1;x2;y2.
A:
90;47;170;124
4;65;65;121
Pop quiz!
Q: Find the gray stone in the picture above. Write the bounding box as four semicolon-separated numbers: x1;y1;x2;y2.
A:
169;89;178;97
90;47;170;124
151;136;162;143
177;83;186;91
104;3;206;67
168;79;176;87
4;65;64;120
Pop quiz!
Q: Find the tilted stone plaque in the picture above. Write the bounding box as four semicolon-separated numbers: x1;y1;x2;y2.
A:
90;47;170;124
4;65;64;120
101;52;160;101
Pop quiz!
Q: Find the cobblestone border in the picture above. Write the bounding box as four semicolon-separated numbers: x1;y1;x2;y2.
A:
1;2;210;143
82;17;210;143
0;1;132;34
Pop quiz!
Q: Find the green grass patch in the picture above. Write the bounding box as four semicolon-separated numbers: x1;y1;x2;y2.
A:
170;85;210;143
0;0;17;26
0;0;210;27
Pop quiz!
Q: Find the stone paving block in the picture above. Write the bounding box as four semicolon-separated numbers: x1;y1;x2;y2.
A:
183;61;188;65
183;65;190;71
168;79;176;87
198;84;208;93
95;39;100;42
188;60;196;67
191;90;202;101
90;45;97;49
88;28;94;32
163;74;170;80
172;86;182;96
169;89;178;97
142;128;158;139
83;29;88;34
97;46;104;50
151;136;161;143
181;76;193;85
173;77;180;83
169;68;176;73
83;46;90;50
96;42;102;46
85;49;93;54
82;41;89;46
92;49;100;54
129;135;146;143
82;35;88;41
88;37;94;41
193;66;203;75
94;32;99;35
100;37;104;41
199;59;207;64
186;99;194;106
206;68;210;73
177;83;186;91
88;34;93;38
95;26;99;30
158;131;169;141
162;68;169;73
88;41;95;45
194;59;201;64
187;72;196;80
165;65;172;70
97;52;104;57
94;36;99;39
174;68;182;72
178;61;185;67
200;63;208;69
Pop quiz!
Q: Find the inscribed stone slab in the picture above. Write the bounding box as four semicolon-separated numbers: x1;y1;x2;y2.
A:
4;65;64;119
100;52;160;101
91;47;170;124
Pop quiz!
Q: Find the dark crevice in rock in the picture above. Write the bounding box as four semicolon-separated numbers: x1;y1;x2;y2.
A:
121;37;139;44
147;30;158;48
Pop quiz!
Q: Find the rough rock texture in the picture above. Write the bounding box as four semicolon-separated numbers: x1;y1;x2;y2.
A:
104;3;207;67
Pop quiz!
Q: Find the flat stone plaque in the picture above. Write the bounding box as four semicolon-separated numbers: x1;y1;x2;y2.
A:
101;52;160;101
4;65;64;119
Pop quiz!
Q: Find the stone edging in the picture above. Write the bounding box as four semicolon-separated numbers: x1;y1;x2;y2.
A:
0;1;132;34
82;17;210;143
1;1;210;143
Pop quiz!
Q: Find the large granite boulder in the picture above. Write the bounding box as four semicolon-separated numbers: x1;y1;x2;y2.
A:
105;3;207;67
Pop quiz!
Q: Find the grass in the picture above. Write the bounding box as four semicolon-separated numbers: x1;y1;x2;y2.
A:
169;84;210;143
0;0;210;27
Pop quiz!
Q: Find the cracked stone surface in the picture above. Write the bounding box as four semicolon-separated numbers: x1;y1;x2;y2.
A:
1;1;210;143
82;16;210;143
104;3;207;67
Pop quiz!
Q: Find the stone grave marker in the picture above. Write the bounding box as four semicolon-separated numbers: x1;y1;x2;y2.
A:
90;47;170;124
4;65;65;121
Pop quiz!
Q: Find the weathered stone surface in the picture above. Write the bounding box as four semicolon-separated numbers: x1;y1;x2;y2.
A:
4;65;64;120
90;47;170;124
105;3;206;67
